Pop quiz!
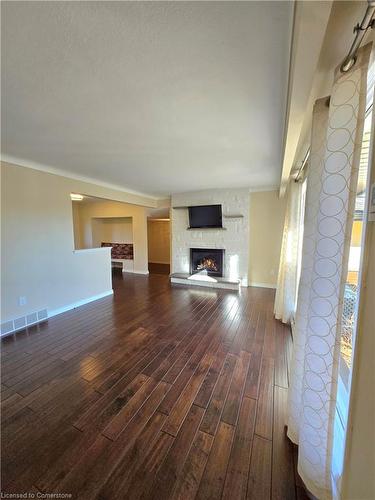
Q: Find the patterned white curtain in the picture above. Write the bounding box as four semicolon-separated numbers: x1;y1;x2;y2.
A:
274;179;305;323
286;44;372;500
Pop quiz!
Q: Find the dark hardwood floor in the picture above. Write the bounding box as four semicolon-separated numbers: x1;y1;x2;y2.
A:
148;262;170;275
1;271;305;499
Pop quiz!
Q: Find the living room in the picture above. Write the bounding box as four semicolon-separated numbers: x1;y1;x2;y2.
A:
1;1;375;499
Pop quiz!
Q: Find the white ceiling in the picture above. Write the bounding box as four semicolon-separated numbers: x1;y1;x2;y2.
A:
2;1;293;198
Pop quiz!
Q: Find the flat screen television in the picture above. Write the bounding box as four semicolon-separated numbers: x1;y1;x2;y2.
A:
188;204;222;229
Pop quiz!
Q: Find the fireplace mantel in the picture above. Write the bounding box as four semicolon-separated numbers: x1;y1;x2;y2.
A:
170;273;240;291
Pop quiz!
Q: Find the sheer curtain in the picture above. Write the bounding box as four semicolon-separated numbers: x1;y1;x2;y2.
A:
286;44;372;500
274;179;305;323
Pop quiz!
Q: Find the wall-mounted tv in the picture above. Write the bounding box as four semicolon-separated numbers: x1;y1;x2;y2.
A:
188;204;222;229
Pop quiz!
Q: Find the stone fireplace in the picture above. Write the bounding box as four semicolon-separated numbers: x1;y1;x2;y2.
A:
170;188;249;289
190;248;224;277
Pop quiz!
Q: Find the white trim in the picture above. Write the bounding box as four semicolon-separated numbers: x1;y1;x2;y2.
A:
248;185;279;193
48;290;113;318
2;154;161;201
125;270;149;275
73;247;111;254
249;282;277;289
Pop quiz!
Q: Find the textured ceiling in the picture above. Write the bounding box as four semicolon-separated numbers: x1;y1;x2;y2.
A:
2;1;293;198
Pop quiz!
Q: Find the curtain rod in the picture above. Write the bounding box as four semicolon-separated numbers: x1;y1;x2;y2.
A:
340;0;375;72
294;148;310;183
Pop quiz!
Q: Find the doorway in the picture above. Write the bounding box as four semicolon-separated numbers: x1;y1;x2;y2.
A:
147;218;170;275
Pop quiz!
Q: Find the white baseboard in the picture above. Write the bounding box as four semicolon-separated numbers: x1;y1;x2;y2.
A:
48;290;114;318
249;282;277;289
123;269;149;275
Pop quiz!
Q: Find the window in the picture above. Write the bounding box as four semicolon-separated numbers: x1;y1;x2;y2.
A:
332;84;374;495
339;107;373;385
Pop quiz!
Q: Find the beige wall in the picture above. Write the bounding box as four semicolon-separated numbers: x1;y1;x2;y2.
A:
1;162;157;325
75;200;148;274
91;217;133;248
91;217;133;247
249;190;286;288
147;220;170;264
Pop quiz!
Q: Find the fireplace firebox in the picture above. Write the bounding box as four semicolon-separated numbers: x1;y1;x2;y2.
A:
190;248;224;277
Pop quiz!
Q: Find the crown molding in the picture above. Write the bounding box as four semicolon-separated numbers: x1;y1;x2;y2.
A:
1;154;162;201
248;185;279;193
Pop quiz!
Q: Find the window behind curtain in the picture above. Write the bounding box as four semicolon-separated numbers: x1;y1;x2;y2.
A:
340;107;373;385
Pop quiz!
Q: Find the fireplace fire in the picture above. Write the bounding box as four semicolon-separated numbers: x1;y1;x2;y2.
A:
190;248;224;277
197;257;218;272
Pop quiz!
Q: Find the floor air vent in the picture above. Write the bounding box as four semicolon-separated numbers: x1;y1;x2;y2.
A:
14;316;27;330
1;309;49;337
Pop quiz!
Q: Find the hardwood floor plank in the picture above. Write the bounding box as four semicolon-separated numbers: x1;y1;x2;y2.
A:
101;376;159;440
147;404;205;500
170;430;214;500
124;430;175;499
9;359;68;396
104;380;171;445
275;324;289;389
221;350;251;426
73;372;149;432
53;434;113;499
254;356;275;440
199;354;237;436
162;352;215;436
3;388;101;489
195;421;235;500
1;393;24;421
247;435;272;500
272;386;296;500
4;424;82;492
243;350;262;400
263;318;276;360
94;411;169;500
54;382;171;499
222;396;257;500
193;348;227;409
